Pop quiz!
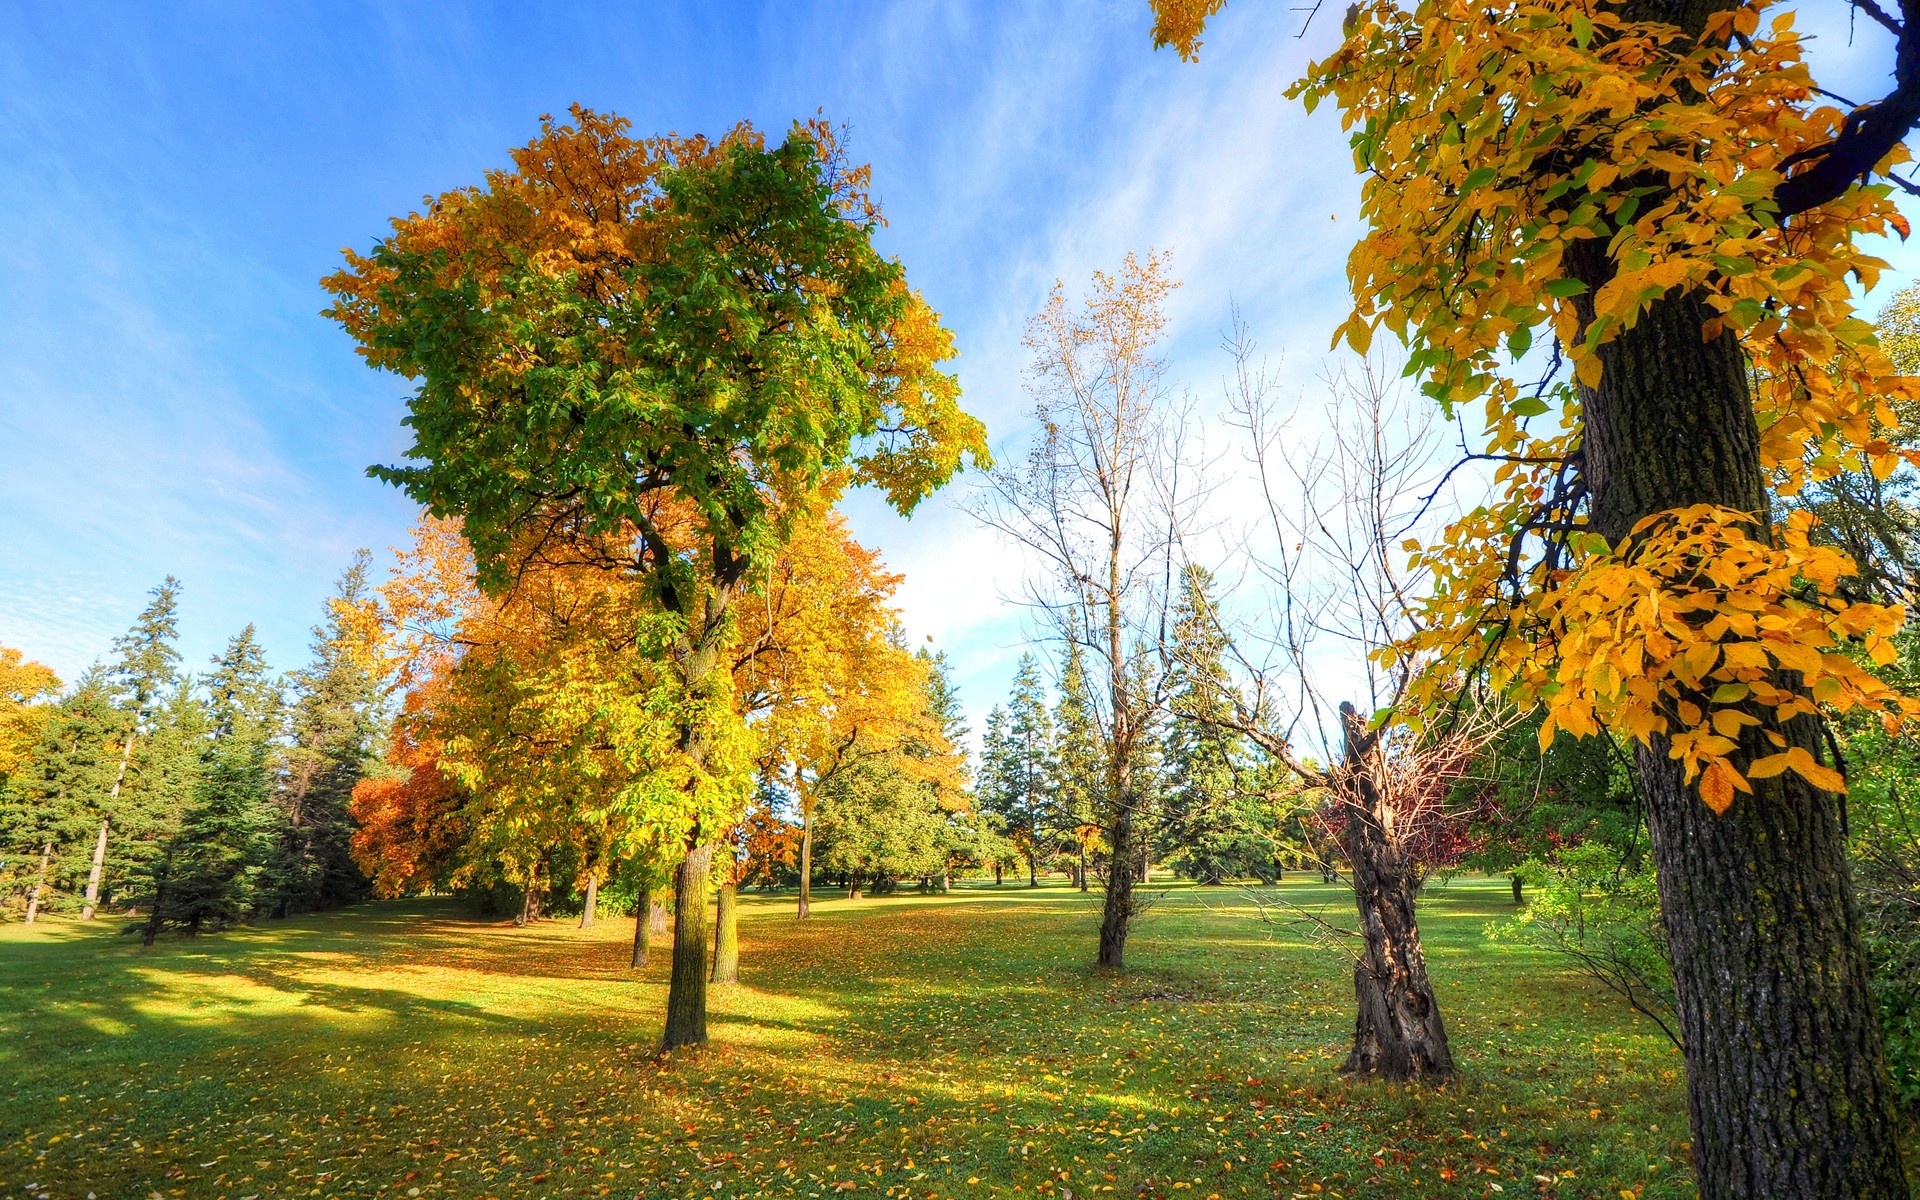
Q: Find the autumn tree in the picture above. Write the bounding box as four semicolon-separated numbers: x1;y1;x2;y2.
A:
973;254;1181;967
1156;1;1920;1191
324;106;984;1048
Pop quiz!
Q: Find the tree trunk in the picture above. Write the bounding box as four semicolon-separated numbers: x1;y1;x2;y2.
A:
1567;256;1908;1195
579;872;598;930
141;853;170;947
994;861;1002;886
515;887;531;927
86;726;139;922
1337;703;1454;1083
1097;801;1137;969
81;819;109;922
797;815;813;919
1511;874;1524;906
1027;852;1038;888
848;872;863;900
630;884;651;968
24;842;52;925
710;880;738;984
662;842;714;1051
1078;845;1089;893
650;898;668;937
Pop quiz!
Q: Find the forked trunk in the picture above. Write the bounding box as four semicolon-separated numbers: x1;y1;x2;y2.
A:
1570;256;1907;1196
797;817;813;919
1337;703;1453;1083
630;884;651;968
1097;801;1137;969
24;842;52;924
662;843;714;1050
579;873;598;930
710;881;739;983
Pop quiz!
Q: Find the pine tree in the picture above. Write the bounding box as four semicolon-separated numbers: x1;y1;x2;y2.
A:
0;670;118;916
143;626;285;939
1160;566;1266;884
86;579;185;918
1051;642;1102;891
978;653;1054;886
271;556;380;915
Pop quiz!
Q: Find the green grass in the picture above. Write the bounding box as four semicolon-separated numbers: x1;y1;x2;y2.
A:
0;876;1703;1200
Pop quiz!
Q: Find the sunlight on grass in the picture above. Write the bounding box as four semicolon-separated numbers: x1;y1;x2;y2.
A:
0;877;1700;1199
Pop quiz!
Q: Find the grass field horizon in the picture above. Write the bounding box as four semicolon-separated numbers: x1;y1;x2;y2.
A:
3;876;1704;1199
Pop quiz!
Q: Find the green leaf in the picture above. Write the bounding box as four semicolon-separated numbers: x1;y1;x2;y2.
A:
1508;324;1534;358
1511;395;1549;418
1544;279;1587;299
1463;166;1498;192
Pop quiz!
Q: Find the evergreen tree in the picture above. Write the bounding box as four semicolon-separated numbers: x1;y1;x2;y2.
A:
0;670;118;915
978;653;1054;885
270;555;380;915
142;626;286;939
1159;567;1266;883
1050;641;1102;890
85;579;186;917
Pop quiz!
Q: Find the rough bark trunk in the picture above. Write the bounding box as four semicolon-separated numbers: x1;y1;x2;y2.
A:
797;816;812;919
24;841;52;925
630;884;651;968
1566;252;1908;1195
710;880;738;984
662;843;714;1050
579;873;598;930
1097;801;1137;969
649;899;668;937
1337;703;1454;1083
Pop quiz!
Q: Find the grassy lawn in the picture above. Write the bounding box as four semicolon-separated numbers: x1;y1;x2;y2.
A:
0;876;1702;1200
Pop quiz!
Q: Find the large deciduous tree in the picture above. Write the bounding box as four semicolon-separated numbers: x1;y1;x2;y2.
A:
972;253;1181;967
1157;0;1920;1191
324;106;984;1050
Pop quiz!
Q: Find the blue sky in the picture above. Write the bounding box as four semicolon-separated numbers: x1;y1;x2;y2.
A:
1;1;1914;739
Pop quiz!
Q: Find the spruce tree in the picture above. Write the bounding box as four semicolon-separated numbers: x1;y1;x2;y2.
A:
0;670;118;914
87;579;185;917
1160;567;1265;883
271;555;380;915
977;654;1054;886
1051;642;1102;890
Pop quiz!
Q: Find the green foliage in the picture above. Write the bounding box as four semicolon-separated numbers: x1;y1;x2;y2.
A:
1159;567;1272;884
1492;841;1677;1048
270;556;380;916
978;654;1055;881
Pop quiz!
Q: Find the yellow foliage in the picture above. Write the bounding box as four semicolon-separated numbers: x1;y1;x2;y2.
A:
0;645;61;780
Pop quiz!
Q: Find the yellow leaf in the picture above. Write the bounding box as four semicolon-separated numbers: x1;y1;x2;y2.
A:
1699;761;1736;814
